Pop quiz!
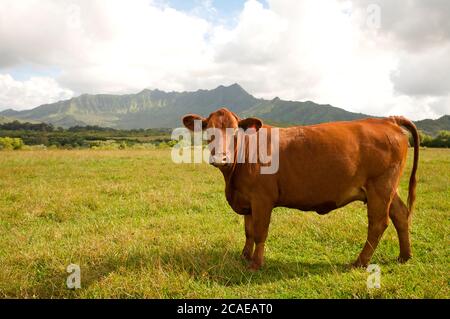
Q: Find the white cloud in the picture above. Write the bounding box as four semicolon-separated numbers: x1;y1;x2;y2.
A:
0;74;74;110
0;0;213;94
0;0;449;119
386;95;450;120
391;45;450;97
348;0;450;51
214;1;287;65
211;0;400;114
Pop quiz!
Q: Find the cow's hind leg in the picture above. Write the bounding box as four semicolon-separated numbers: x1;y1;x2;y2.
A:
389;193;412;263
241;214;254;262
353;174;397;268
248;201;272;271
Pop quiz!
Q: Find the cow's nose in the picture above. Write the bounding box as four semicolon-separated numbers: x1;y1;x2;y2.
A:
215;155;229;164
211;154;231;167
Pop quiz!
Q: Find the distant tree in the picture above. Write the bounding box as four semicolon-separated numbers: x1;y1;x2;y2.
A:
414;131;432;146
430;131;450;148
68;125;115;132
0;121;54;132
34;134;49;146
0;137;24;150
418;130;450;148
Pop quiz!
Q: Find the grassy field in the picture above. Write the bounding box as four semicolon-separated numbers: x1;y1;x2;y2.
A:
0;148;448;298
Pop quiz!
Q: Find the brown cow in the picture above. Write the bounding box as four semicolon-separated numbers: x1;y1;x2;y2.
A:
182;107;419;271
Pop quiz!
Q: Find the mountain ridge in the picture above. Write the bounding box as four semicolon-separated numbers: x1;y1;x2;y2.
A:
1;83;448;134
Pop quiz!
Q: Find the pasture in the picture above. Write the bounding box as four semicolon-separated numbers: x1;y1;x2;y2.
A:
0;148;448;298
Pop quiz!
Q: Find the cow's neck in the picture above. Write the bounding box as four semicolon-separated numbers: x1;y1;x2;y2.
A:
218;166;236;202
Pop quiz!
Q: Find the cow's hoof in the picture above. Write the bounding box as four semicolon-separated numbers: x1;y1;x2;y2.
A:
247;263;262;272
398;254;412;263
351;260;368;269
241;253;253;263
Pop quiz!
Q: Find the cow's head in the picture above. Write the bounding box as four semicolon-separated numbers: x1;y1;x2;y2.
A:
182;107;262;167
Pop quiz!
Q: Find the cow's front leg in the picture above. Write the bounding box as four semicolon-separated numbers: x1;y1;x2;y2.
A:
248;201;272;271
241;214;254;262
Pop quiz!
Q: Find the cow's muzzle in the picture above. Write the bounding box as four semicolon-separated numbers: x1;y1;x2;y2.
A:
210;154;232;167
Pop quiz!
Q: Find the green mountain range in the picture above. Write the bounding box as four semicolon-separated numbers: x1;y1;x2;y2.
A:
414;115;450;136
1;83;448;134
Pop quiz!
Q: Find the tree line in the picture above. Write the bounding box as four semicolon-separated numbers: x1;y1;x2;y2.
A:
0;121;172;149
416;131;450;148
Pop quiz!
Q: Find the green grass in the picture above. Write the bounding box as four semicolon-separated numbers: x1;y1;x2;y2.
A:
0;148;448;298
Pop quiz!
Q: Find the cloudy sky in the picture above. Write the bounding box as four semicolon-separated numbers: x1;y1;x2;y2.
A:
0;0;449;120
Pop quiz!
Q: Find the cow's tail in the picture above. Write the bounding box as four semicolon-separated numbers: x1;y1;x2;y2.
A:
391;116;420;215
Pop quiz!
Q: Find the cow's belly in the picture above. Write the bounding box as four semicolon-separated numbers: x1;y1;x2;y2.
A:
276;165;368;214
226;176;367;215
287;188;367;215
278;186;367;214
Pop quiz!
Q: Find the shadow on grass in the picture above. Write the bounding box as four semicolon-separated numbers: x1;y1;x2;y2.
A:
79;246;350;289
19;245;400;297
16;244;356;297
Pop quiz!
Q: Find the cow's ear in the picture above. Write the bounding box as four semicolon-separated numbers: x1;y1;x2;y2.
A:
238;117;263;131
182;114;207;131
